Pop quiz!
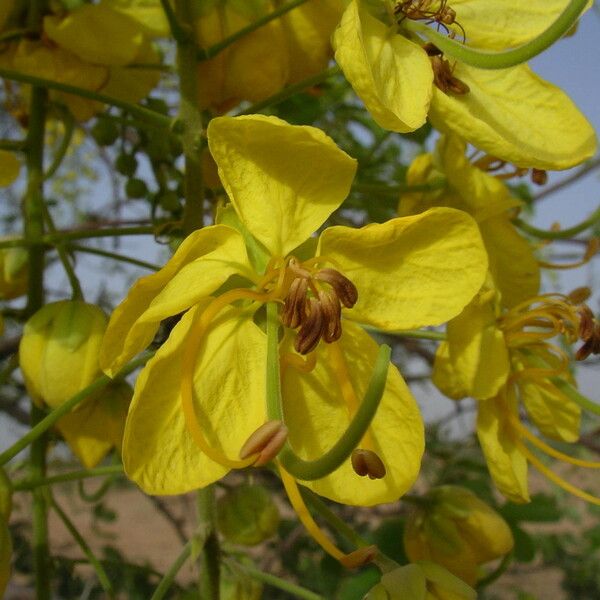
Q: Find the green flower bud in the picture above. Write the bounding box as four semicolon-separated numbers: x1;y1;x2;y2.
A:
91;119;119;146
0;247;28;300
125;178;148;199
217;484;279;546
19;301;107;408
221;563;262;600
115;153;138;176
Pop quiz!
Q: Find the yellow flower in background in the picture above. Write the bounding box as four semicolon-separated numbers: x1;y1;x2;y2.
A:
0;247;28;300
404;486;514;585
333;0;596;169
194;0;343;112
0;150;20;187
434;284;600;504
364;561;476;600
0;1;162;121
399;135;540;309
100;115;487;564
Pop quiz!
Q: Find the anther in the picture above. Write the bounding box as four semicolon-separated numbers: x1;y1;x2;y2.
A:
568;286;592;304
281;277;308;329
314;268;358;308
351;449;387;480
531;168;548;185
577;305;595;341
318;290;342;343
295;297;326;355
340;545;379;569
240;420;288;467
430;56;470;95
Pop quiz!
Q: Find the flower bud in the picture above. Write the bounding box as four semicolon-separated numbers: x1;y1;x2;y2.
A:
404;486;514;585
217;484;280;546
0;247;28;299
19;300;107;408
363;561;476;600
220;560;263;600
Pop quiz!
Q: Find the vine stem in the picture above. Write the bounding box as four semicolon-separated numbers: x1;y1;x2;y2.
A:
150;540;193;600
401;0;587;69
513;206;600;240
12;464;125;491
196;485;220;600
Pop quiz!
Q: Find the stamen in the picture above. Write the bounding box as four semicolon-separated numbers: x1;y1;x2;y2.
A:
430;55;470;95
280;351;317;374
539;238;599;270
281;277;308;329
531;169;548;185
239;420;288;467
351;449;387;480
180;288;273;469
314;269;358;308
516;440;600;506
279;466;378;568
318;290;343;343
295;297;326;355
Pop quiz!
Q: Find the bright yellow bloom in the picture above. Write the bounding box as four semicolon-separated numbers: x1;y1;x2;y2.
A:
0;247;28;300
0;2;161;121
0;150;20;187
194;0;343;112
399;135;539;309
100;116;487;550
364;561;476;600
333;0;596;169
434;284;600;504
404;485;514;585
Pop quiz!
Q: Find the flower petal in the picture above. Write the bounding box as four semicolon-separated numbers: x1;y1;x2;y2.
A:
0;150;19;187
333;0;432;132
477;395;529;503
100;225;250;377
281;322;424;505
318;208;488;330
123;302;267;495
429;63;597;169
208;115;356;257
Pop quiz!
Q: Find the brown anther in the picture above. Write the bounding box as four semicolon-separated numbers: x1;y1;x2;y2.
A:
314;268;358;308
439;6;456;24
577;305;595;341
318;290;343;343
568;286;592;304
340;545;379;569
239;420;288;466
295;297;326;355
584;238;600;261
281;277;308;329
351;449;387;480
430;56;469;95
531;168;548;185
423;42;443;56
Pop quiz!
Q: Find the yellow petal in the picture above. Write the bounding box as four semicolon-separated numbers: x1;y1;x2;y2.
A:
429;63;597;169
435;296;509;401
476;395;529;503
432;343;471;400
318;208;488;330
281;322;424;506
452;0;592;50
0;150;19;186
280;0;343;83
44;4;144;66
208;115;357;257
104;0;170;37
333;0;432;132
56;381;131;468
100;225;250;377
122;303;267;495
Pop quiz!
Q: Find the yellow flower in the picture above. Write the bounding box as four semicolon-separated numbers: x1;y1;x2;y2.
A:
194;0;343;112
434;284;600;504
363;561;476;600
333;0;596;169
399;135;539;309
0;150;20;187
404;485;513;585
100;114;487;562
0;2;161;121
0;247;28;299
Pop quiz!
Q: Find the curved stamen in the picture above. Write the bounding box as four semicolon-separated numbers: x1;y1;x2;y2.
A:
180;288;273;469
279;466;378;568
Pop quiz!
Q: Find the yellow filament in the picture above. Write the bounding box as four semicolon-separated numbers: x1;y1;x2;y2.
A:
302;254;342;270
511;418;600;469
279;466;346;562
281;351;317;374
328;341;378;452
538;257;592;270
516;440;600;506
180;288;272;470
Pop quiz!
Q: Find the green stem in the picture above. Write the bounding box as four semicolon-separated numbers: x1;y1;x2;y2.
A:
0;353;151;466
230;560;324;600
51;496;114;597
237;65;341;116
265;302;391;480
160;0;191;44
175;0;205;234
150;541;193;600
12;464;125;491
0;139;27;152
196;486;220;600
198;0;309;61
513;206;600;240
401;0;587;69
476;551;513;590
354;178;446;196
43;106;75;181
0;67;176;130
69;243;160;271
